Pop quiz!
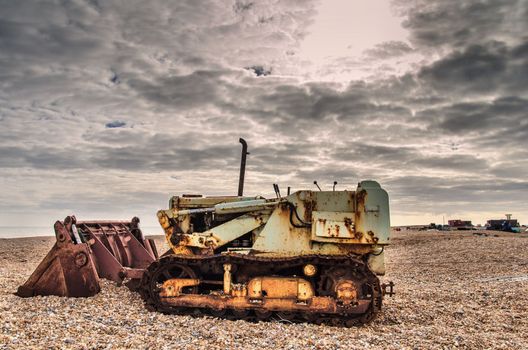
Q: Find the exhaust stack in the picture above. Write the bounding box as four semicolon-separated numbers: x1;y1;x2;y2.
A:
238;138;249;196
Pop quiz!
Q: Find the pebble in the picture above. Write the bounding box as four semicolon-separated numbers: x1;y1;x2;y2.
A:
1;230;527;349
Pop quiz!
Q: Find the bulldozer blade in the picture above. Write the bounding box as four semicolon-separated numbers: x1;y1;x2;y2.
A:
16;215;159;298
75;218;158;287
16;219;100;297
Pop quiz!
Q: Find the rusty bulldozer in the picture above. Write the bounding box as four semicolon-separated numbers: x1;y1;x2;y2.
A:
18;138;393;326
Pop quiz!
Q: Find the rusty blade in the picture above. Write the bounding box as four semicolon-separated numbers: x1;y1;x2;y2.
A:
16;219;100;297
16;215;159;298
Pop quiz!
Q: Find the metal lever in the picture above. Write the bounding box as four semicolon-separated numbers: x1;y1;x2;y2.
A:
313;181;322;191
273;183;281;198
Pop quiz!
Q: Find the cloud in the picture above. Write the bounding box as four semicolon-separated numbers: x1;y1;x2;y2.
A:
417;40;528;95
364;41;414;59
397;0;527;49
128;70;232;109
416;96;528;134
0;0;527;228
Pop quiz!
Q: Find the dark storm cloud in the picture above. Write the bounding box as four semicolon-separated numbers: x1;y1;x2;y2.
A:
128;70;231;109
0;16;102;63
419;42;507;92
90;142;240;171
0;145;85;169
0;135;241;172
336;144;415;163
418;40;528;94
398;0;527;49
334;144;489;174
416;96;528;134
253;83;412;125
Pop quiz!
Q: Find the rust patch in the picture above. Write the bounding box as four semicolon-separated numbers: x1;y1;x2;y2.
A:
304;198;314;222
335;280;358;305
161;278;200;297
344;217;354;237
248;277;314;301
354;189;368;235
161;294;370;315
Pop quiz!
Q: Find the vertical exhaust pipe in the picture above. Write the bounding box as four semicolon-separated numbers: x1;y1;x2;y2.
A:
238;138;249;196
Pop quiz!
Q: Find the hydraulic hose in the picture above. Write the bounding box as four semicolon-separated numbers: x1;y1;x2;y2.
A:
287;202;311;228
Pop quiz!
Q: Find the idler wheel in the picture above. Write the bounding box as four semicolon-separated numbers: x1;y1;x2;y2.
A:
142;257;200;309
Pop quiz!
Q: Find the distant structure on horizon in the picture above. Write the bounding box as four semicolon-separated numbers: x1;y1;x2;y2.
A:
486;214;520;232
448;219;473;230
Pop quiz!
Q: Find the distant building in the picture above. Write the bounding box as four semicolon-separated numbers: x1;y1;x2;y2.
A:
448;219;473;230
486;219;519;231
486;214;521;232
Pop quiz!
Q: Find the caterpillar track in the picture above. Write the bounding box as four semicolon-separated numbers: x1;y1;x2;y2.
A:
139;253;383;327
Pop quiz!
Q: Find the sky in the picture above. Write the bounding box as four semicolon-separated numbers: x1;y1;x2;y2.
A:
0;0;527;232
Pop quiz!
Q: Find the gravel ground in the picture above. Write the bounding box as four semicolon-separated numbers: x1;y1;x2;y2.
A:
1;229;527;349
